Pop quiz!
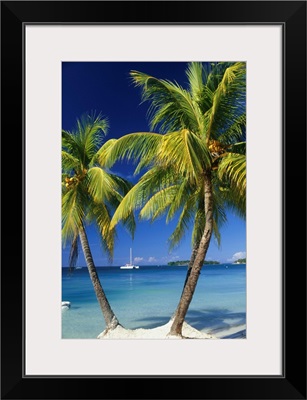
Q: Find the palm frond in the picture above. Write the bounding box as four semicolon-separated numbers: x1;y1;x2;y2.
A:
87;167;120;203
204;62;246;140
90;202;115;261
76;112;109;139
218;153;246;195
211;198;228;247
63;113;109;170
157;129;211;181
62;129;76;149
166;179;192;223
81;113;109;163
228;141;246;155
217;153;246;219
62;185;86;244
139;185;180;221
109;174;134;195
110;165;177;228
97;133;162;174
109;183;146;229
62;130;85;165
218;114;246;145
222;189;246;220
168;199;195;251
130;70;203;133
62;150;81;172
95;138;118;167
186;62;206;103
105;174;136;239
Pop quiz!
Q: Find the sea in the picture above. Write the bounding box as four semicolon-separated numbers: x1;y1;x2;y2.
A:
62;264;246;339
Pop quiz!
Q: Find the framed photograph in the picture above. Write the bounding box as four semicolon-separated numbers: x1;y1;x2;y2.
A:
1;1;306;399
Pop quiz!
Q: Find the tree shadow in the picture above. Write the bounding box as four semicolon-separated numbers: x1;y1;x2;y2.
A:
185;308;246;334
133;308;246;334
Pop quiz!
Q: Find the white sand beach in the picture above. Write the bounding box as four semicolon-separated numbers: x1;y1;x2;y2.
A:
98;320;217;339
97;319;246;340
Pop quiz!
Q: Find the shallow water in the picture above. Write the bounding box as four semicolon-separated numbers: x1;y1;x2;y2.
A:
62;264;246;339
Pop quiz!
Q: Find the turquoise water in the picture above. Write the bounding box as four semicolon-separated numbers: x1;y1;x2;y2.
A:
62;264;246;339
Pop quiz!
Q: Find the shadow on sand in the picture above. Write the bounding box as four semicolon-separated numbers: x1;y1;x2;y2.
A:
134;308;246;337
185;308;245;331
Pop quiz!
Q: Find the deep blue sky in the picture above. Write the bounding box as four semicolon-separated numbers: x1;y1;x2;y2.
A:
62;62;246;266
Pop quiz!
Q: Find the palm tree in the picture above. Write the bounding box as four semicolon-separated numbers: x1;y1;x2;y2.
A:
99;62;246;336
62;112;135;332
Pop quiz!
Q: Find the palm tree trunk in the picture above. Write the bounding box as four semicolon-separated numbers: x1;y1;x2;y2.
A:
169;170;214;337
169;242;199;321
171;242;199;316
183;242;199;289
79;224;120;331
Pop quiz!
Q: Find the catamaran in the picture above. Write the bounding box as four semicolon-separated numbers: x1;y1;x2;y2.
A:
120;248;139;269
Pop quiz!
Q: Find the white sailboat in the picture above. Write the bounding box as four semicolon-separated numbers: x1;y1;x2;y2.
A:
120;248;139;269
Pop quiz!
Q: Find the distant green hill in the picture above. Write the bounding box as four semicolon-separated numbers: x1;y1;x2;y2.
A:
168;260;220;266
233;258;246;264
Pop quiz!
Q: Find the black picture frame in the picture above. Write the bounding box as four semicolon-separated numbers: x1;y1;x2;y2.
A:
1;1;306;399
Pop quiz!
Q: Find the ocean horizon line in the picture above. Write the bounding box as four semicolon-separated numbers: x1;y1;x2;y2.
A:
62;263;246;268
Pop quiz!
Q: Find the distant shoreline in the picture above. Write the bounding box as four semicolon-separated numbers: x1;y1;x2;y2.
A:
62;263;247;269
168;260;220;266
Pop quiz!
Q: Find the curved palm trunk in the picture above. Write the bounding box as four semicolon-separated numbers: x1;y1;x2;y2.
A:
173;242;199;310
170;242;199;320
79;224;120;331
169;171;214;337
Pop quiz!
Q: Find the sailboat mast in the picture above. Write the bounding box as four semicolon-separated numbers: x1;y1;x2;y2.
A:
130;247;132;265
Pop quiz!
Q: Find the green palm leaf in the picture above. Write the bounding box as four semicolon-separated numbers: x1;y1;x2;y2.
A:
87;167;120;202
158;129;211;181
62;150;80;171
168;197;195;251
90;202;115;259
218;153;246;195
62;184;86;243
139;185;180;221
166;179;192;223
130;71;203;134
98;132;162;174
168;195;196;251
203;62;246;141
186;62;207;103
